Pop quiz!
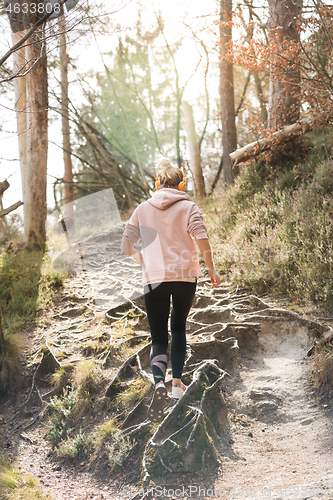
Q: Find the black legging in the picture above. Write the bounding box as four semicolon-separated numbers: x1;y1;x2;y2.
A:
144;281;196;383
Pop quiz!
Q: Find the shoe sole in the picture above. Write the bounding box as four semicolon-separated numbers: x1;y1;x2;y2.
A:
148;386;168;423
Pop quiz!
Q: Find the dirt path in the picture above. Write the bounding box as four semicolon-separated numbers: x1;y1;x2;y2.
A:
215;317;333;500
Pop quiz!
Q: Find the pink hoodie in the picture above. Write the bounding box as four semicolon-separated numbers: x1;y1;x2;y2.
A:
121;188;208;285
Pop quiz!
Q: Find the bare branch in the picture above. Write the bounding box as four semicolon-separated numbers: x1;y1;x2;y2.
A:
0;0;67;68
0;201;23;218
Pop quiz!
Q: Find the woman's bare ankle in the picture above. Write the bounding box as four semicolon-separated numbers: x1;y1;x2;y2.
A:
172;378;186;389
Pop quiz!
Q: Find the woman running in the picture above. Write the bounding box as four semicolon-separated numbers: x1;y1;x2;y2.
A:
121;157;220;422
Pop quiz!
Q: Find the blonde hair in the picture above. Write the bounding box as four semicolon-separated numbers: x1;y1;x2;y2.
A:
155;157;184;188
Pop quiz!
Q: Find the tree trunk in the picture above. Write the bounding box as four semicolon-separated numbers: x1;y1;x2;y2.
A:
175;78;182;169
11;31;27;207
0;181;10;236
0;304;4;353
219;0;239;185
24;23;48;248
59;15;74;223
183;102;206;198
267;0;301;130
0;195;5;237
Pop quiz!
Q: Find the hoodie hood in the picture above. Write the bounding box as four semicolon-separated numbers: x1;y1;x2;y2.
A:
147;188;191;210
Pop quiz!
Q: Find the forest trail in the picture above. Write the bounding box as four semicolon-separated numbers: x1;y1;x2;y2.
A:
1;229;333;500
216;315;333;499
215;321;333;500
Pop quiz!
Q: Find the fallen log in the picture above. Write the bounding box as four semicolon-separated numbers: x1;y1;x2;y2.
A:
230;113;329;165
0;201;23;218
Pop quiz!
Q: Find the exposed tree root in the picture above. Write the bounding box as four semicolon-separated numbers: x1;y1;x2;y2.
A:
8;341;64;433
25;341;61;410
141;361;229;487
105;342;152;399
103;318;238;492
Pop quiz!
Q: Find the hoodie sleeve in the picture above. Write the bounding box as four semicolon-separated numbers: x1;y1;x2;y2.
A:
187;204;208;239
121;209;141;255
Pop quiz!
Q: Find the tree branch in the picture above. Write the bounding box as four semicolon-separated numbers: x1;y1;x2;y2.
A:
0;0;67;68
0;201;23;218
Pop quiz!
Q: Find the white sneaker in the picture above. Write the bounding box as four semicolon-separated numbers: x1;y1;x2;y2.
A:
172;384;186;399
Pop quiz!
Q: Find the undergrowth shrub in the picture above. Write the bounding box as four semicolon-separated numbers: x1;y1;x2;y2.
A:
311;345;333;387
203;155;333;309
47;386;77;448
107;435;134;468
57;428;90;460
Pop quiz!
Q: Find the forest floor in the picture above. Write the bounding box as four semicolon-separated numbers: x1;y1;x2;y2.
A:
1;233;333;500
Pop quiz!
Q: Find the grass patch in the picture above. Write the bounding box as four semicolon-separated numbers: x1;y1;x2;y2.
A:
47;386;136;466
47;362;104;448
0;246;64;393
72;359;102;415
50;366;69;393
0;332;21;392
92;417;119;455
0;434;51;500
91;416;133;466
91;416;135;467
73;359;100;395
0;249;63;334
0;471;52;499
113;377;153;410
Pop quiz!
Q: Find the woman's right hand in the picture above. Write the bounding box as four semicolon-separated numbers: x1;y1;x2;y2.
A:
209;268;221;287
133;251;143;266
